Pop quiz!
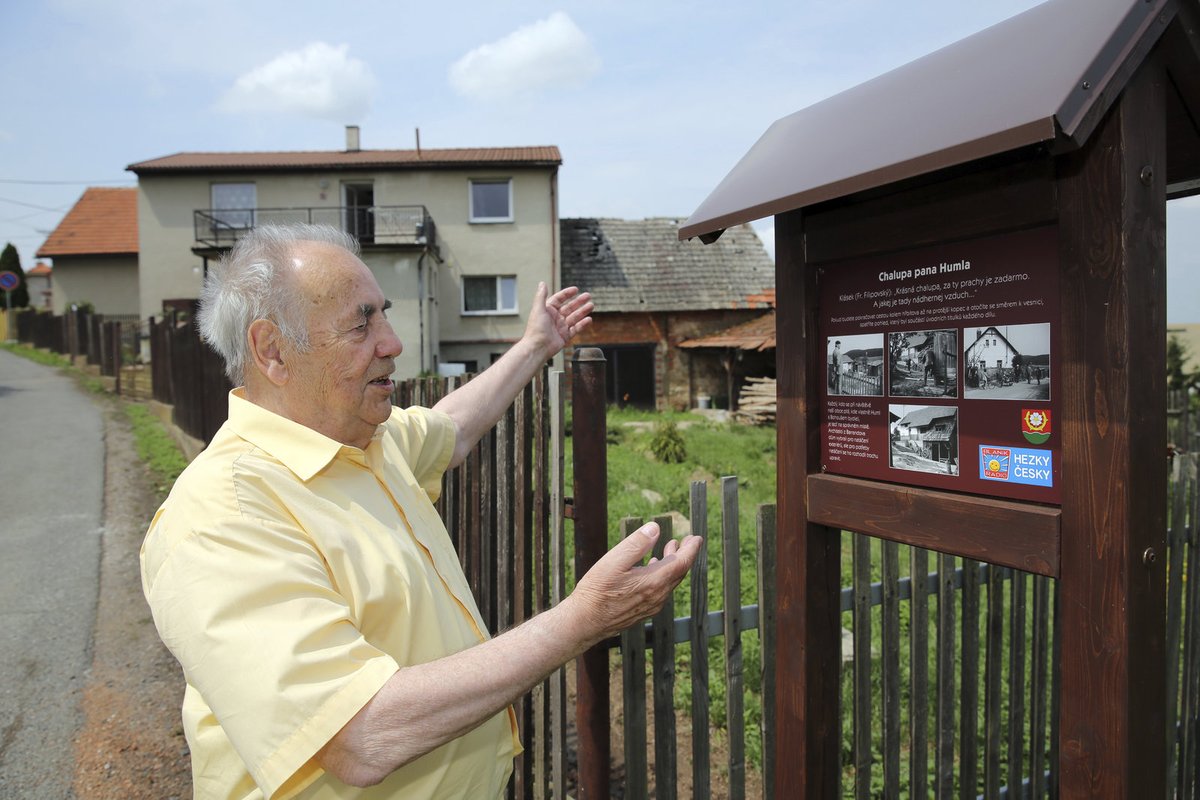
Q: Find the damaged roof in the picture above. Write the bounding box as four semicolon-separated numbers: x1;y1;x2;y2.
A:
679;310;776;351
682;0;1200;241
561;218;774;313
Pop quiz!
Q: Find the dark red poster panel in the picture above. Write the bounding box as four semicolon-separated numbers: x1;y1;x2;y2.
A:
818;225;1060;504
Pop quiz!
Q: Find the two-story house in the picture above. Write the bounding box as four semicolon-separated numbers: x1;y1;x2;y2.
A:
127;127;562;379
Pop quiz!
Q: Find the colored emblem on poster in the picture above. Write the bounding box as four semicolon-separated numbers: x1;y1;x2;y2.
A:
979;445;1053;487
981;447;1010;480
1021;409;1051;444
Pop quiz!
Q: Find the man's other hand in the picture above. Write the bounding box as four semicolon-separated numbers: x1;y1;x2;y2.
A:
564;522;703;647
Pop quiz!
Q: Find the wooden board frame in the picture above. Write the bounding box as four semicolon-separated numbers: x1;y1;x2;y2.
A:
775;53;1169;799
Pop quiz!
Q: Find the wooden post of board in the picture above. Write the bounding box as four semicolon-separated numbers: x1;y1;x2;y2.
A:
774;209;842;798
1056;54;1167;798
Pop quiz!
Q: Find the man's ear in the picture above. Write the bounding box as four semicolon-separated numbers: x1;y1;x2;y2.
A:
247;319;289;387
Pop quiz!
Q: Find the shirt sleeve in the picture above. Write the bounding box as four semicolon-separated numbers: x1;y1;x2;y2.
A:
384;406;456;501
144;513;399;799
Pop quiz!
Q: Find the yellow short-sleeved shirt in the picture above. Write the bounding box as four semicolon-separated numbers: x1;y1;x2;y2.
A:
140;390;518;800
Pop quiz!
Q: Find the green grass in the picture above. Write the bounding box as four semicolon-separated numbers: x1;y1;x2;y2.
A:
123;403;189;498
1;340;72;367
1;341;107;392
564;405;778;770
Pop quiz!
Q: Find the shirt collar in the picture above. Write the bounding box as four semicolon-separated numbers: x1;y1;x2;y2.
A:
225;389;374;481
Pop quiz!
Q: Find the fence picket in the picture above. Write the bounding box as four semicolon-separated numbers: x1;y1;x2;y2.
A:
910;547;931;800
882;540;901;799
1167;462;1188;796
532;373;549;800
1030;574;1050;799
959;558;980;800
652;514;678;800
621;516;649;800
1008;571;1027;796
1183;473;1200;799
720;477;745;800
985;565;1005;799
547;371;567;800
756;503;776;800
936;553;957;798
691;484;712;800
853;533;873;799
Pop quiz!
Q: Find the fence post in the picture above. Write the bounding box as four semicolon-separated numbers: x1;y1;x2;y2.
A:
112;321;122;395
572;347;609;800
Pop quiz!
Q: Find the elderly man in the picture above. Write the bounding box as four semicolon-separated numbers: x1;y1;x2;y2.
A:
141;224;701;799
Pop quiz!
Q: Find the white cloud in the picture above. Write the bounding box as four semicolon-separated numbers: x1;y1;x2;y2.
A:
217;42;376;122
449;12;600;100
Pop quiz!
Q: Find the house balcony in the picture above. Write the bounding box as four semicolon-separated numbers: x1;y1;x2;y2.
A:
193;206;438;254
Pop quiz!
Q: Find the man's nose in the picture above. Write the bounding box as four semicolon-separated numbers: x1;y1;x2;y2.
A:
377;319;403;358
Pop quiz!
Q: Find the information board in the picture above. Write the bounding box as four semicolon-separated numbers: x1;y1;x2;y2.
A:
818;225;1060;503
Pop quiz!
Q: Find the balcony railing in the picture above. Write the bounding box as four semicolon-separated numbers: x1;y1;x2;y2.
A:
193;206;437;252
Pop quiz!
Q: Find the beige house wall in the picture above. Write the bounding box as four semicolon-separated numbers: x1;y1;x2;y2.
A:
49;255;139;316
26;275;52;310
137;164;558;378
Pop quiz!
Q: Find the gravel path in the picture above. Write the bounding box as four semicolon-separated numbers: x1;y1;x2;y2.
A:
70;395;191;798
0;348;190;799
0;350;102;798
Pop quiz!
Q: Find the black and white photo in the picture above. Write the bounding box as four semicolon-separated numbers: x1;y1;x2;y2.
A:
963;322;1051;400
826;333;884;396
889;329;958;398
889;404;960;476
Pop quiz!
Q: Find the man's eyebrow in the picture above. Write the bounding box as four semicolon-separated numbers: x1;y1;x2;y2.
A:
355;299;392;319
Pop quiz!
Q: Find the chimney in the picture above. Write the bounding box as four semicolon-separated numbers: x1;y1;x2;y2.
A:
345;125;361;152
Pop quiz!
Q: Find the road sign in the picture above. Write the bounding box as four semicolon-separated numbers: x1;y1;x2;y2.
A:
0;271;18;292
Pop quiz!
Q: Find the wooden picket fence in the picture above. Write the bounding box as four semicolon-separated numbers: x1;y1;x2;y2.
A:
11;307;152;399
80;329;1200;798
394;371;1200;799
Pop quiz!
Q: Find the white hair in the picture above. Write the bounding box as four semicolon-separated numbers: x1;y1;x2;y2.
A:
197;223;360;384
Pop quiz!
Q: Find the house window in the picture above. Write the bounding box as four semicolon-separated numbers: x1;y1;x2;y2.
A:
463;275;517;314
211;183;256;229
342;183;374;244
469;179;513;223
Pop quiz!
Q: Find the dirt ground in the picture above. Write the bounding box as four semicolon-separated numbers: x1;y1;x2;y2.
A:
71;396;191;799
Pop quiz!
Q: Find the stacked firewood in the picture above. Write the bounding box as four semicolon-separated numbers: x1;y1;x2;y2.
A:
736;376;777;425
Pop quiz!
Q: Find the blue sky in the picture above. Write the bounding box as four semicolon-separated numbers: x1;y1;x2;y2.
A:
2;0;1196;322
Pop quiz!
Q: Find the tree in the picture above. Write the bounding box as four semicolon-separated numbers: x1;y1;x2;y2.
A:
0;243;29;309
1167;333;1200;393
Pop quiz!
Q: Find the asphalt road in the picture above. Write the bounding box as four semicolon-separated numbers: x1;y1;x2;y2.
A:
0;349;103;798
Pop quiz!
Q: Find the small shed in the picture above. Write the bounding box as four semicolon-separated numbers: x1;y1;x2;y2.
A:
683;0;1200;796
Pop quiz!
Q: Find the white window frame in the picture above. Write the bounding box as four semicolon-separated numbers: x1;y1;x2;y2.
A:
468;179;514;223
461;275;518;316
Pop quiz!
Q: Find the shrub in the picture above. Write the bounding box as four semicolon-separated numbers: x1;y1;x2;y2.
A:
648;420;687;463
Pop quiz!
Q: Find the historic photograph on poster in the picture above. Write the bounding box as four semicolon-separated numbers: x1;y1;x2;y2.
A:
963;322;1051;400
889;329;958;398
826;334;884;397
889;404;960;476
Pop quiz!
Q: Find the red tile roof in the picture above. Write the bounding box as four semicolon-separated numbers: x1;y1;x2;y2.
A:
128;146;563;174
37;188;138;257
28;262;52;276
